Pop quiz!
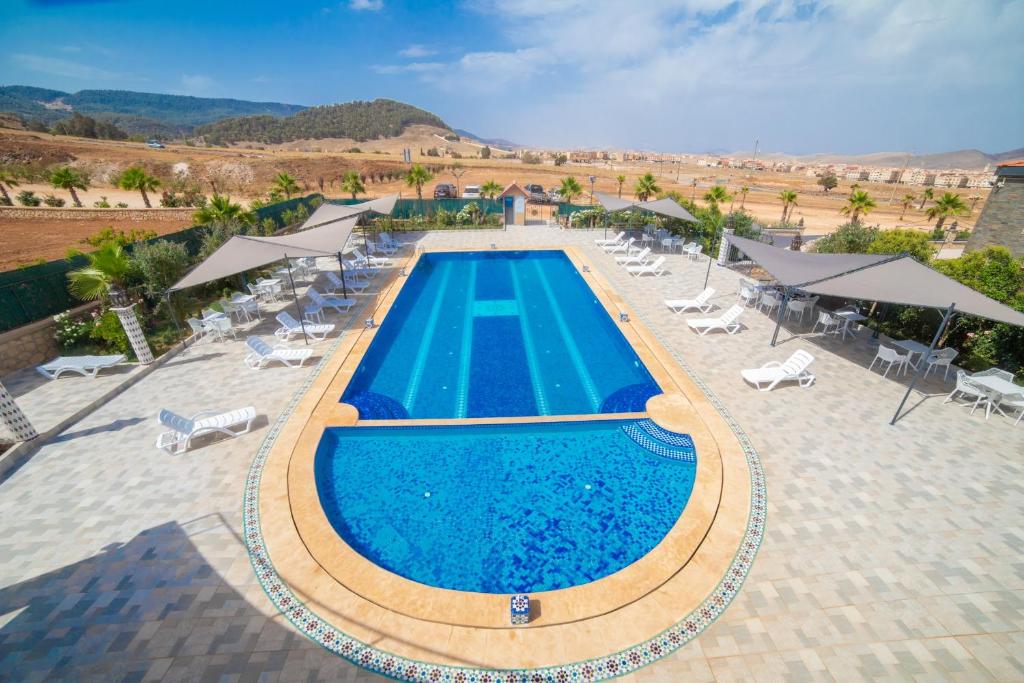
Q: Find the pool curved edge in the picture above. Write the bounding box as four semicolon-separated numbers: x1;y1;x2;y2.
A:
246;245;766;676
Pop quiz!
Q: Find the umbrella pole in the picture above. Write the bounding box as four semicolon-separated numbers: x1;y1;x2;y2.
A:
164;291;184;345
890;303;955;425
703;225;719;289
284;254;309;346
770;288;791;347
337;251;348;299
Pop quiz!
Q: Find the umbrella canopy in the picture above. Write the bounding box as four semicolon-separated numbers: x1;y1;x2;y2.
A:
594;192;697;222
169;236;328;291
299;194;398;230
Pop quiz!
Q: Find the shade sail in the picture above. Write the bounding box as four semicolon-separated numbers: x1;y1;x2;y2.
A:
263;216;359;254
727;235;1024;326
594;193;697;222
299;194;398;230
169;236;328;291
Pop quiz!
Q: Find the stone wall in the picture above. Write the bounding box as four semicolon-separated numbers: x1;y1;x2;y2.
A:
0;304;96;376
965;177;1024;256
0;206;194;222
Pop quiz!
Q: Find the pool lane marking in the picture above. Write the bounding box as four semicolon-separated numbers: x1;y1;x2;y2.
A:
454;261;477;418
403;260;453;414
509;260;550;415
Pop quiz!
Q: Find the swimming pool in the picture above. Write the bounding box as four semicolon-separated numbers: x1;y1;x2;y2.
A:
315;419;696;593
341;250;660;419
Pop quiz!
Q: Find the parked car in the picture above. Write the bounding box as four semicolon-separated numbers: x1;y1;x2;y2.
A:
462;185;481;199
146;139;165;149
524;184;546;202
433;183;457;199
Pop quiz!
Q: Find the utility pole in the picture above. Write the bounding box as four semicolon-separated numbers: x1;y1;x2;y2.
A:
888;151;912;205
751;138;759;167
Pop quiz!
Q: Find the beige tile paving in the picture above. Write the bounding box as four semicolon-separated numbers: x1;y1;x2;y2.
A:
0;227;1021;681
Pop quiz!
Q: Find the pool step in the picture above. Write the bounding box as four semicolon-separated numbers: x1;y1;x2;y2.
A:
600;383;662;413
622;420;696;463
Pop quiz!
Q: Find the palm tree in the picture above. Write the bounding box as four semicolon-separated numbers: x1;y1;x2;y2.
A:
0;167;20;205
703;185;732;212
480;180;502;199
340;171;365;200
272;172;300;199
634;172;660;201
899;193;916;220
739;185;749;209
616;174;626;198
49;166;89;207
193;194;254;225
778;190;798;223
405;164;433;200
116;166;160;208
839;190;876;224
925;192;970;231
918;187;934;210
559;176;584;204
68;243;132;302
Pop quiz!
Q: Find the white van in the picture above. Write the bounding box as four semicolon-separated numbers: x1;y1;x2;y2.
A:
462;185;481;199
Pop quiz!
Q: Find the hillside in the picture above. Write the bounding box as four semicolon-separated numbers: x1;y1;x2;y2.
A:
785;147;1024;170
195;99;450;145
0;86;306;130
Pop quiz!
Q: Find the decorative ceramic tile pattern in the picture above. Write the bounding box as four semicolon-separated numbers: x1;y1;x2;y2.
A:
622;420;697;462
242;256;766;681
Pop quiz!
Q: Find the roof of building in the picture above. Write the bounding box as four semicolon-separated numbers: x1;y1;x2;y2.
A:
996;160;1024;178
498;183;529;198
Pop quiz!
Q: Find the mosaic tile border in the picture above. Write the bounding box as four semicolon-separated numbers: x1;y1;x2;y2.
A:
243;257;767;682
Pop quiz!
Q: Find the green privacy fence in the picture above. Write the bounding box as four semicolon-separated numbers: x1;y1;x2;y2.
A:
329;197;503;218
558;203;595;216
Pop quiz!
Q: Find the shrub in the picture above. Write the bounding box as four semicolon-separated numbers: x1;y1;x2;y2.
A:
81;226;157;249
130;239;191;298
115;202;129;208
93;196;111;208
43;194;66;207
17;190;41;206
813;222;877;254
53;311;94;350
260;217;278;235
867;229;935;263
90;309;132;358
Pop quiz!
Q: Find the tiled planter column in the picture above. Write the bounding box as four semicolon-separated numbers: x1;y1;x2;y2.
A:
0;381;37;442
717;228;734;266
112;304;154;365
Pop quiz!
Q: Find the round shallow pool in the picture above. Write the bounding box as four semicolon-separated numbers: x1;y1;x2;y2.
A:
314;419;696;593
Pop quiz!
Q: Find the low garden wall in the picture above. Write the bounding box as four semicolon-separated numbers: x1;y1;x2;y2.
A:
0;207;195;222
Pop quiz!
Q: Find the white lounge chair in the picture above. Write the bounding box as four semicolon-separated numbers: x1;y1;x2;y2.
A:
368;240;396;257
687;305;744;335
605;237;636;255
379;232;408;249
665;287;716;314
307;288;356;314
868;345;910;378
244;336;314;369
595;230;625;247
616;246;651;267
352;248;391;268
155;406;256;454
324;271;368;294
275;312;334;341
923;347;959;380
741;350;816;391
627;255;667;277
36;354;126;380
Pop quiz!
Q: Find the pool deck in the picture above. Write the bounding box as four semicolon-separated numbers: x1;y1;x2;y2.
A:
1;226;1022;681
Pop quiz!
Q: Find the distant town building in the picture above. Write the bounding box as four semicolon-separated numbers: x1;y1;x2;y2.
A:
966;161;1024;257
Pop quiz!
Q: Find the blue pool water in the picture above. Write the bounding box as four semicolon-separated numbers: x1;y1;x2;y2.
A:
342;250;660;419
315;420;696;593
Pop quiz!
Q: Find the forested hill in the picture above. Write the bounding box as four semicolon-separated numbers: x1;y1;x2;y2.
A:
0;86;305;129
194;99;450;144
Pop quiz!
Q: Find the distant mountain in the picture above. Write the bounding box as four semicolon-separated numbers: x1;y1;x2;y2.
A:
731;147;1024;170
453;128;522;150
196;99;451;145
0;85;306;134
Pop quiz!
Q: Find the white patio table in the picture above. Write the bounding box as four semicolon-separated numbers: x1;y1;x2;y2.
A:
892;339;931;370
970;374;1024;420
833;308;867;340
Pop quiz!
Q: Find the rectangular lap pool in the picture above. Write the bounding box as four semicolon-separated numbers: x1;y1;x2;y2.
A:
342;250;660;419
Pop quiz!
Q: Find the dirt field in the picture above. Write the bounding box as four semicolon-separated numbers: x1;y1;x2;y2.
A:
0;126;987;270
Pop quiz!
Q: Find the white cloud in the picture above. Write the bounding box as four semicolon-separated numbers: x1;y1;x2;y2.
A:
373;62;445;75
348;0;383;11
251;75;271;84
180;74;216;94
399;44;436;58
11;53;123;80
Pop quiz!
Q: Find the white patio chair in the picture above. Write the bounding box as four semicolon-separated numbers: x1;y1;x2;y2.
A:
923;348;959;380
275;311;334;341
244;336;314;370
973;368;1015;381
758;291;783;316
665;287;716;314
868;344;910;378
187;317;210;344
687;305;744;335
685;243;704;261
627;255;667;277
155;406;256;454
1001;394;1024;426
786;296;818;325
324;271;368;294
738;282;760;307
207;316;235;342
811;311;842;336
605;237;636;255
36;354;126;380
230;293;261;321
616;246;651;267
595;230;625;247
741;349;816;391
943;370;990;415
307;287;356;314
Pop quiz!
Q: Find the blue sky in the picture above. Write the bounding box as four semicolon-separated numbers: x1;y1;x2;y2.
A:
2;0;1023;155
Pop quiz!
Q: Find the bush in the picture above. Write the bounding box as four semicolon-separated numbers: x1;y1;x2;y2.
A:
81;226;157;249
130;239;191;298
90;309;133;358
53;311;94;350
867;229;935;263
43;194;66;207
115;202;129;208
93;196;111;208
260;217;278;235
17;190;41;206
813;223;877;254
